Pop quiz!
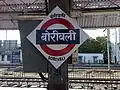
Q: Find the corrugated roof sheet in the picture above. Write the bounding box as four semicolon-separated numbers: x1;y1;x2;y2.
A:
0;0;120;29
71;11;120;28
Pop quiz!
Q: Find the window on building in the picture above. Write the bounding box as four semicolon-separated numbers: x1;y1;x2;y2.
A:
78;56;83;64
1;55;4;61
93;56;98;64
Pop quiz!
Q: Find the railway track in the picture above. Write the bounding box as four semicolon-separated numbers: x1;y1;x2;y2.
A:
0;76;120;84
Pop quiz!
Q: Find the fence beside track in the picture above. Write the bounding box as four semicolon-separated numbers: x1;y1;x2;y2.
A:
0;68;120;89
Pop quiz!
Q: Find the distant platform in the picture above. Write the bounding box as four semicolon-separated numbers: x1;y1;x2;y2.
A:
0;87;47;90
0;87;85;90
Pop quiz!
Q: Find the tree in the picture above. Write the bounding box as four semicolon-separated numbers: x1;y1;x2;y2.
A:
79;36;108;64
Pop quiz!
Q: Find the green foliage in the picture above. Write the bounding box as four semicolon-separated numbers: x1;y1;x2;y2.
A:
79;36;107;53
79;36;108;63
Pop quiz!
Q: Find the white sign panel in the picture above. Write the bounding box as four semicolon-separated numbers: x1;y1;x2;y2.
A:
27;6;89;69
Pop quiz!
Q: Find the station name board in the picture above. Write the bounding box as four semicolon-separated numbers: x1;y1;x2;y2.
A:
36;29;80;44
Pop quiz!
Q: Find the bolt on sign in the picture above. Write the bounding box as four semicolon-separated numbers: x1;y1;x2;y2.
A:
27;6;89;69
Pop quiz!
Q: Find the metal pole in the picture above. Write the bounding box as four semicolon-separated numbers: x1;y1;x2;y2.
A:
6;30;7;40
107;28;110;70
48;0;70;90
115;28;117;64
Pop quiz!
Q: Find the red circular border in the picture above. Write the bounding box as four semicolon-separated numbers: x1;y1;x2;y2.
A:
40;18;75;56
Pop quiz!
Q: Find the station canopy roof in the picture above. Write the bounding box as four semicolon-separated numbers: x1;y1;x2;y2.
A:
0;0;120;30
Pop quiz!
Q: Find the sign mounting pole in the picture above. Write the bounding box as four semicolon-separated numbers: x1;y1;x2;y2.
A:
48;0;70;90
27;0;89;90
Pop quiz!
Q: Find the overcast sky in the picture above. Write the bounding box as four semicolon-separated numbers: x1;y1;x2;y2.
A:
0;30;20;44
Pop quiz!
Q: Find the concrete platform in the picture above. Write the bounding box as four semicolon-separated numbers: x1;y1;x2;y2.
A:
0;87;87;90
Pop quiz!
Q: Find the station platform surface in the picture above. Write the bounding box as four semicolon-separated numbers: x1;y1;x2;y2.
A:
0;87;86;90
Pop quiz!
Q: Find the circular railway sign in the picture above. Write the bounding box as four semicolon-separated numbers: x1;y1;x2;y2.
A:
27;6;89;69
40;18;75;56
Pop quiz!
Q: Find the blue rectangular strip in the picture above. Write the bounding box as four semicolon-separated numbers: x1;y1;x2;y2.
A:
36;29;80;44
